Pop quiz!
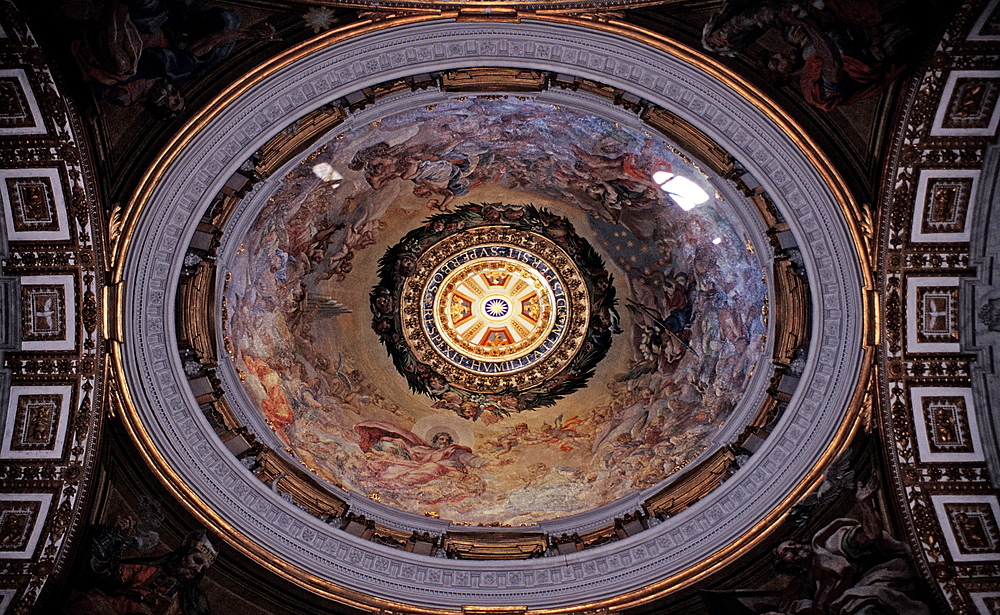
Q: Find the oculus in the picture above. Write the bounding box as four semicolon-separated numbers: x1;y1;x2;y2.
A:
372;203;617;417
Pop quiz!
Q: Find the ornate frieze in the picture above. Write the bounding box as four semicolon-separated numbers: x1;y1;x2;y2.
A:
879;0;1000;612
0;2;106;613
116;16;867;612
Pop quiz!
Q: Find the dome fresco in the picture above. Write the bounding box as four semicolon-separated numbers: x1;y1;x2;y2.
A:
223;96;768;525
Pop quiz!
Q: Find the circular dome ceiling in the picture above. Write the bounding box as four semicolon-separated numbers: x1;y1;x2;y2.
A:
114;17;868;612
221;96;767;525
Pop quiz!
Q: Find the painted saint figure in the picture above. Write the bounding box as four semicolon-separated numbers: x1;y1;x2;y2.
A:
64;524;216;615
701;0;921;110
767;474;930;615
355;420;488;488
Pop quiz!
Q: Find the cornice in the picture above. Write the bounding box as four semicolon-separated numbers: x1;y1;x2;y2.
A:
110;15;871;612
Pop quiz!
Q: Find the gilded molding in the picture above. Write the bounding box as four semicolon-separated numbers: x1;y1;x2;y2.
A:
876;1;1000;612
111;15;871;613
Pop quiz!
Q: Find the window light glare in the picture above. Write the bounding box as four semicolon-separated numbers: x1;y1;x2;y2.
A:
652;170;674;185
661;175;709;211
312;163;342;184
712;237;722;245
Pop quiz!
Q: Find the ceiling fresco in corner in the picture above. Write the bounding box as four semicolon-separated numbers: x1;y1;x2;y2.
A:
223;97;767;525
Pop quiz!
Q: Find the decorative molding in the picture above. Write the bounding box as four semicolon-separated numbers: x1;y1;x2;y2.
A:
969;0;1000;41
0;69;45;136
910;168;979;243
0;167;70;242
0;589;18;615
0;385;72;460
0;493;53;559
910;387;984;463
115;18;867;611
931;70;1000;137
0;3;107;612
963;142;1000;488
971;591;1000;615
18;274;75;352
932;494;1000;562
878;2;1000;612
906;276;961;353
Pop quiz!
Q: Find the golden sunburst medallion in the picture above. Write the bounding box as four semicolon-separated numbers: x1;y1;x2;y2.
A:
434;256;558;362
402;225;589;392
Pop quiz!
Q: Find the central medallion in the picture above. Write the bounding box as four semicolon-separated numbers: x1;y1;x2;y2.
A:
372;203;618;420
403;227;589;392
432;253;560;364
482;297;510;319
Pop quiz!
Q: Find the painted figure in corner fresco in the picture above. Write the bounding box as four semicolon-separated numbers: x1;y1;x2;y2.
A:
63;516;216;615
702;0;927;110
764;473;930;615
60;0;276;118
700;452;932;615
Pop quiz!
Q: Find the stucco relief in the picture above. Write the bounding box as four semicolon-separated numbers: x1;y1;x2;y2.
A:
0;3;107;612
878;1;1000;613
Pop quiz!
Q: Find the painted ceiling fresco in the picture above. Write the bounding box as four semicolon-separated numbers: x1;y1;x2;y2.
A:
223;97;768;525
